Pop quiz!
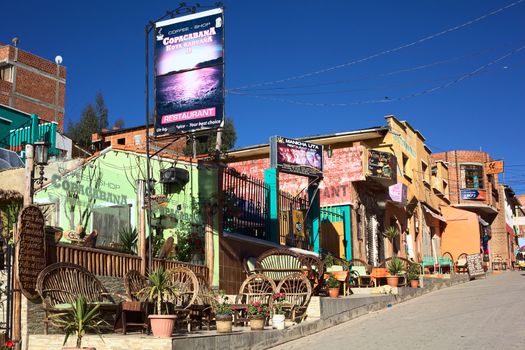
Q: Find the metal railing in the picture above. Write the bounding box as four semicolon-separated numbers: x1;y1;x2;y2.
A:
221;167;270;240
278;190;310;250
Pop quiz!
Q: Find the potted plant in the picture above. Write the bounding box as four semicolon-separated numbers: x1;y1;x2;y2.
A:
246;301;268;331
271;292;287;330
137;267;179;337
387;257;404;287
407;263;421;288
51;295;108;350
211;290;233;333
326;274;340;298
1;340;15;350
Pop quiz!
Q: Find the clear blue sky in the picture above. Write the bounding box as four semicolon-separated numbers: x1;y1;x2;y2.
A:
2;0;525;192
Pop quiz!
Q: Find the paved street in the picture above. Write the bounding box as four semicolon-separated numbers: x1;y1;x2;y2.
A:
271;272;525;350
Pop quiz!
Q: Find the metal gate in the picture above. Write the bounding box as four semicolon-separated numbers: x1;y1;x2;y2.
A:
0;242;14;339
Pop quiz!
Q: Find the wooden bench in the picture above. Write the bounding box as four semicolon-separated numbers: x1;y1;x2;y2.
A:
255;248;311;283
36;262;117;334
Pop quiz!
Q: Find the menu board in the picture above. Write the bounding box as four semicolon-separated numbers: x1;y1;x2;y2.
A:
466;254;485;279
368;150;396;180
17;205;47;300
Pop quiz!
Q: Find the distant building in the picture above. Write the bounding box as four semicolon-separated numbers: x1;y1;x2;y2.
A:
0;43;66;132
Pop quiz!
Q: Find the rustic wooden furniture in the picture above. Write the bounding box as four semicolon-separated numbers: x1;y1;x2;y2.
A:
187;274;213;331
36;262;117;334
168;266;199;331
124;269;148;301
255;248;311;283
299;253;325;295
349;259;372;288
275;273;312;323
455;253;468;273
118;301;149;335
242;256;257;277
233;273;276;326
422;256;438;274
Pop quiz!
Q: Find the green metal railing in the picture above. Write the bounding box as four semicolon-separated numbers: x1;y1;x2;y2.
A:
6;114;58;161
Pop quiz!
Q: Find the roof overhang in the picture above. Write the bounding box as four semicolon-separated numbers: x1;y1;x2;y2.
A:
227;127;388;159
452;203;498;223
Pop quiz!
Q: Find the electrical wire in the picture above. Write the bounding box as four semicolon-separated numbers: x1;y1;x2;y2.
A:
230;43;525;107
228;0;525;91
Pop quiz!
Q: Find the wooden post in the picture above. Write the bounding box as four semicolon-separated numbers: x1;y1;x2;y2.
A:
138;180;147;275
205;209;214;286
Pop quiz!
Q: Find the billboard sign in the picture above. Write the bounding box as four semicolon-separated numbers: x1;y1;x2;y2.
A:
461;189;487;201
368;149;396;180
155;8;224;136
270;136;323;177
485;160;504;175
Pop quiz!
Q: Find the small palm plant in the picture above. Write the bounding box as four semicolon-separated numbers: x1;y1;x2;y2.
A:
137;267;179;315
51;295;108;349
383;226;399;241
118;226;138;255
387;257;404;276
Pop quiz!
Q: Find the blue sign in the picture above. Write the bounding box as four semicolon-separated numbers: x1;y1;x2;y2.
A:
461;189;486;200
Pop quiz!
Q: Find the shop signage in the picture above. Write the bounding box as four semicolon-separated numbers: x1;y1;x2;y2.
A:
368;150;396;180
466;254;485;279
270;136;323;177
485;160;504;175
51;174;128;205
389;183;408;205
460;189;486;201
17;205;46;300
155;8;224;136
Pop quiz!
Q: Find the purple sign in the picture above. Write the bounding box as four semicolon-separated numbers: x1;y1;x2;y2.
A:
389;183;408;205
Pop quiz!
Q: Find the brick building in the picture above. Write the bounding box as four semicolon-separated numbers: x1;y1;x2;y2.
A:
0;43;66;131
432;150;501;265
91;125;187;155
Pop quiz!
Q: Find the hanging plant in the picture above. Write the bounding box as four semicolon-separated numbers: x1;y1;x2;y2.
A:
383;226;399;241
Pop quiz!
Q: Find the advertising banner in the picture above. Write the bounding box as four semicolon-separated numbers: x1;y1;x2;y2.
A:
389;183;408;205
485;160;504;175
368;149;396;180
347;146;366;182
461;189;487;201
155;8;224;136
270;136;323;177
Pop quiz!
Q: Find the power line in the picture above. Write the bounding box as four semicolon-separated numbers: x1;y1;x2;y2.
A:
228;0;525;91
230;43;525;107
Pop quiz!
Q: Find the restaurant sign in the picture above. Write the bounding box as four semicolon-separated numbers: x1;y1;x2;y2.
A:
461;189;486;201
485;160;504;175
17;205;46;300
368;150;396;180
270;136;323;177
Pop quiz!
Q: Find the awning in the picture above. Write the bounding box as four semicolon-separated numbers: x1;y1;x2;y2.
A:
423;205;447;223
478;216;489;227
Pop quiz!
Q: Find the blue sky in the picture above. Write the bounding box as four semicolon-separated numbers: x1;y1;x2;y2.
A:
2;0;525;191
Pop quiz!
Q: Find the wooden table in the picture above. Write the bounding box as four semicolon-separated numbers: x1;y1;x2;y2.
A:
115;301;149;335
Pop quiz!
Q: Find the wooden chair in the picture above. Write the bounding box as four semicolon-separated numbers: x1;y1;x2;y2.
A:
299;253;325;295
168;267;199;331
124;270;148;301
36;262;117;334
439;252;454;274
421;256;438;274
255;248;310;283
349;259;372;288
233;273;276;326
275;273;312;324
242;256;257;277
455;253;468;273
187;274;214;331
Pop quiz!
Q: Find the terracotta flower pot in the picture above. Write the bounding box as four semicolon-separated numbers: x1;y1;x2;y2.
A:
216;314;233;333
149;315;176;337
328;287;340;298
386;276;399;287
250;316;266;330
410;279;419;288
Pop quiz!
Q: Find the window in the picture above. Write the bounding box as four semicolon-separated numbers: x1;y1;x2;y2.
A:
431;166;437;177
117;138;125;145
421;161;429;185
134;135;142;145
460;164;484;189
92;205;131;246
402;153;411;180
443;180;448;196
0;65;13;82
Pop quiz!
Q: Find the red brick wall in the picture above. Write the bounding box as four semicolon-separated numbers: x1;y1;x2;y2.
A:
228;147;359;205
0;46;66;131
432;150;499;208
490;185;511;263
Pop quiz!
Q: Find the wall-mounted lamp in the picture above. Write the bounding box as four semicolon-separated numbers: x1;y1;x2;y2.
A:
326;145;333;159
32;139;49;188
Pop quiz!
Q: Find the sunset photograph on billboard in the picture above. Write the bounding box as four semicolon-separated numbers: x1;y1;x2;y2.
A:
155;8;224;136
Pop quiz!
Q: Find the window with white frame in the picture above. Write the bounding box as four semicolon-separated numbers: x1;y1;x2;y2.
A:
460;164;484;189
